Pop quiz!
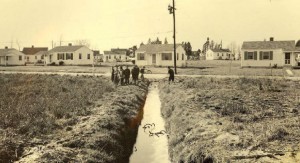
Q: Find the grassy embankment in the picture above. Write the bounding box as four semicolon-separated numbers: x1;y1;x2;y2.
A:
0;74;149;162
159;77;300;162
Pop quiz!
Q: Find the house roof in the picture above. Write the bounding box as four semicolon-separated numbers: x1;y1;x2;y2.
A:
104;48;127;55
210;49;231;53
48;45;84;53
34;51;47;56
22;47;48;55
136;44;183;53
242;40;296;51
0;48;24;56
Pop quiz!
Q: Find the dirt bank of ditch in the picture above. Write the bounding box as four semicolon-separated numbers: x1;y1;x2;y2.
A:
16;80;149;163
159;77;300;163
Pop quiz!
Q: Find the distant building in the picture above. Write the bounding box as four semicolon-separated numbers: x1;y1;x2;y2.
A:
22;45;48;64
0;46;25;66
103;48;128;62
135;44;187;67
93;50;103;62
46;43;93;65
241;37;300;67
206;49;232;60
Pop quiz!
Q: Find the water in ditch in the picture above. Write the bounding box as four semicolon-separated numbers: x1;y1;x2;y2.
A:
129;83;170;163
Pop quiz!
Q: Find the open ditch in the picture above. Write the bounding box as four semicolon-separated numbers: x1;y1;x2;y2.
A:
130;82;170;163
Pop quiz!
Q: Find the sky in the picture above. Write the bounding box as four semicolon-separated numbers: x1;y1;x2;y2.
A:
0;0;300;52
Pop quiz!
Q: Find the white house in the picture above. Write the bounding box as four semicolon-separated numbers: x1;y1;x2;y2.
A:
0;47;25;66
241;38;300;68
206;49;232;60
46;44;94;65
103;48;128;62
135;44;187;67
22;46;48;64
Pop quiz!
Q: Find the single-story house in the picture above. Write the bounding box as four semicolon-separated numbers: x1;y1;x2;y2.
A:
0;46;25;66
22;45;48;64
135;44;187;67
241;37;300;67
206;49;232;60
46;43;94;65
103;48;128;62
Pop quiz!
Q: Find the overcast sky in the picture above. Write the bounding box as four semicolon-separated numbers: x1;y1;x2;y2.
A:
0;0;300;51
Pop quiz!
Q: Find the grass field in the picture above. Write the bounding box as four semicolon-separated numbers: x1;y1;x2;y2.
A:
0;74;115;162
2;60;300;77
159;77;300;162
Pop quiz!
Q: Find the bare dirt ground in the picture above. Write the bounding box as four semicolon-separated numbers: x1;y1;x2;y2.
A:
159;77;300;162
0;74;149;163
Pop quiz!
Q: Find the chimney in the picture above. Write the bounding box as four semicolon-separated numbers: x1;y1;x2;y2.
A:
68;43;72;46
5;46;8;49
270;37;274;41
32;45;34;48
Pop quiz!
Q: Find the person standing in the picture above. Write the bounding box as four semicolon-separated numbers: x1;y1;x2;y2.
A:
132;65;138;85
114;66;120;87
168;66;174;84
111;66;115;82
136;65;140;81
120;66;125;86
124;66;131;85
140;66;145;81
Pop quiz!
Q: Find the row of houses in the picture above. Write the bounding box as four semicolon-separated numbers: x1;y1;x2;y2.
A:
0;44;94;66
3;37;299;68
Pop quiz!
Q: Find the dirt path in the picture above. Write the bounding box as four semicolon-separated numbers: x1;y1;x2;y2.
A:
17;82;149;163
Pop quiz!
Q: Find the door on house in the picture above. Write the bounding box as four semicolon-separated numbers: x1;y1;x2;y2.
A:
49;55;52;62
285;53;291;65
152;54;156;65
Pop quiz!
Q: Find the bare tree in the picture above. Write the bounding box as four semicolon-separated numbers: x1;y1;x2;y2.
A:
75;39;91;48
237;44;241;60
59;34;63;46
228;42;237;59
16;39;21;51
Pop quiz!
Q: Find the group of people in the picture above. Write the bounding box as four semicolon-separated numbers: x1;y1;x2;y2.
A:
111;65;175;87
111;65;145;87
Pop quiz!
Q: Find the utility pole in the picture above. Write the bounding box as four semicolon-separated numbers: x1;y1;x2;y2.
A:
168;0;177;74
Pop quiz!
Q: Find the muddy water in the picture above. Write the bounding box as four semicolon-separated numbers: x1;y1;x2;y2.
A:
129;84;170;163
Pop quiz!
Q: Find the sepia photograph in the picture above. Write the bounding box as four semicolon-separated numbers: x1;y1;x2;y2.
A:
1;0;300;162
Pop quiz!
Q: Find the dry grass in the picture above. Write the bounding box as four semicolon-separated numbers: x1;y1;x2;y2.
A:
159;77;300;162
0;74;114;162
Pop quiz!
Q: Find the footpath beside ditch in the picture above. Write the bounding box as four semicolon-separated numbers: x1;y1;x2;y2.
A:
17;80;149;163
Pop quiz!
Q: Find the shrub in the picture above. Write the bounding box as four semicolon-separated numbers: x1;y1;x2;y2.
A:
59;61;64;66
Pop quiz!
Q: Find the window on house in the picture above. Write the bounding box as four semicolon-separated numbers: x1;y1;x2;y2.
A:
119;55;121;59
109;55;111;59
177;53;179;60
79;53;82;59
41;55;44;59
57;53;64;60
259;51;273;60
6;56;8;61
222;53;224;56
182;53;184;60
66;53;73;60
87;54;90;59
137;53;145;60
244;51;258;60
19;55;22;60
35;56;37;59
162;53;172;60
